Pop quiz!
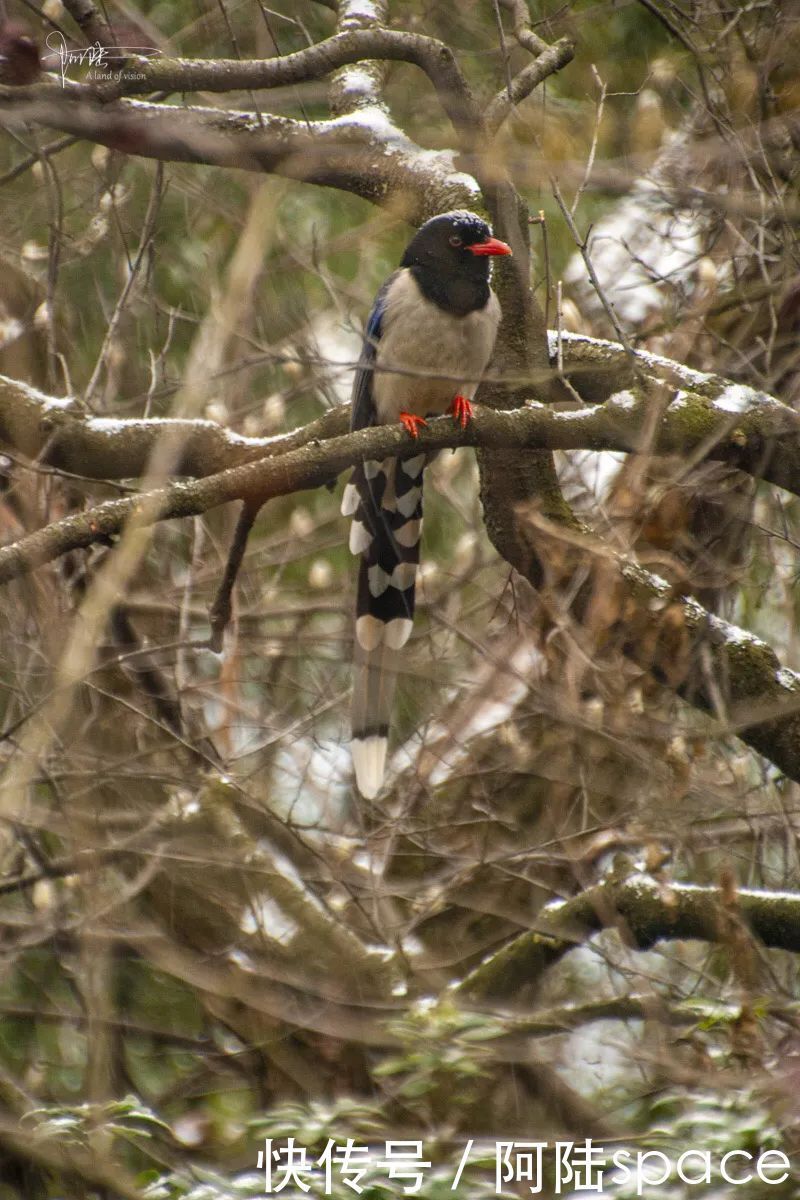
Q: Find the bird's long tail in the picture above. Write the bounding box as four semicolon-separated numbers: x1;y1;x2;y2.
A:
342;451;425;798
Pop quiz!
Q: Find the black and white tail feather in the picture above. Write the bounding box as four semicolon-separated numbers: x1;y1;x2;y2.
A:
342;210;509;798
342;451;424;798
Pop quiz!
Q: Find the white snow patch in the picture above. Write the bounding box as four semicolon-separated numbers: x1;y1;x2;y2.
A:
328;105;401;143
721;624;762;647
341;0;379;19
338;67;376;97
610;389;637;410
83;414;270;451
776;667;800;691
86;417;136;434
546;329;603;357
323;109;479;198
635;349;711;388
224;428;273;447
413;149;480;198
713;383;759;414
41;393;74;412
545;330;713;391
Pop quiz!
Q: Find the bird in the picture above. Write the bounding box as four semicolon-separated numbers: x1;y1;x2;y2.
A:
341;210;511;799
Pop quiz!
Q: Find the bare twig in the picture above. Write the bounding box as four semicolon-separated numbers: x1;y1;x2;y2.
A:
491;0;515;106
551;177;638;361
570;65;606;216
0;133;76;187
530;209;550;331
84;162;164;406
208;500;261;651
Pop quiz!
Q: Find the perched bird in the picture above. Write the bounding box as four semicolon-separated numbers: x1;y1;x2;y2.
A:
341;210;511;798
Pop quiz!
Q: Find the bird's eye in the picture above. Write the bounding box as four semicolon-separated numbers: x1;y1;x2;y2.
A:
449;235;463;248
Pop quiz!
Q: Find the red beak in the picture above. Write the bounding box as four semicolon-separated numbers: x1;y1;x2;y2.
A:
468;236;512;257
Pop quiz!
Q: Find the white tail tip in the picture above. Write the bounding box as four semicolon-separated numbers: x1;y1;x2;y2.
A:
352;735;387;799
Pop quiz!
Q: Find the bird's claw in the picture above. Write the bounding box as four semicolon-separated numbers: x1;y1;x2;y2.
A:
450;394;473;429
399;412;428;439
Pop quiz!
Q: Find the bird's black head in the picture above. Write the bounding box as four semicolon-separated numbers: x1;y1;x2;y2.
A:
400;211;511;317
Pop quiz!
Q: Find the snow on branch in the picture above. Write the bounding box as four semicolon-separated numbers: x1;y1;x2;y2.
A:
5;365;800;779
460;868;800;1000
86;29;485;142
3;333;799;493
0;91;480;222
0;0;574;216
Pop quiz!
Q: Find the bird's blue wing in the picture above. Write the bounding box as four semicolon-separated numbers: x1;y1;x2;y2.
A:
350;274;394;431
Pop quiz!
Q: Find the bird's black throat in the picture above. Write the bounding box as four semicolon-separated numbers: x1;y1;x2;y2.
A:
407;262;491;318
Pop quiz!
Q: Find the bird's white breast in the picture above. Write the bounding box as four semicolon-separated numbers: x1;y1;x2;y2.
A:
373;269;500;423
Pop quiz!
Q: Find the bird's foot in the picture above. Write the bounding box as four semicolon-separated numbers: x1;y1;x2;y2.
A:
449;394;473;429
399;412;428;439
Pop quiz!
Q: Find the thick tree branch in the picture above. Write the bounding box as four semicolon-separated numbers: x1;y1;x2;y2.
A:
0;91;478;220
59;0;117;54
459;869;800;1000
100;30;484;135
2;344;798;492
6;342;800;784
498;0;550;55
5;395;800;783
0;371;351;478
6;24;484;141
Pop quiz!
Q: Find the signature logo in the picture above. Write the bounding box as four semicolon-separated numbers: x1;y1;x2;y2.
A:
44;32;158;85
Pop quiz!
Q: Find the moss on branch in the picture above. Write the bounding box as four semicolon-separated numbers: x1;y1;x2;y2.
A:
459;870;800;1001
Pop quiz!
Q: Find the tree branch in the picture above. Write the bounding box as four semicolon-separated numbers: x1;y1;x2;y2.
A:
108;29;483;140
2;342;799;493
485;37;575;134
11;25;485;141
0;91;479;221
5;391;800;782
459;869;800;1000
208;499;261;651
0;370;350;478
329;0;390;118
59;0;117;54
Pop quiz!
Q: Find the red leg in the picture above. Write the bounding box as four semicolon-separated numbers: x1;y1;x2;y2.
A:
450;394;473;429
399;411;428;439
